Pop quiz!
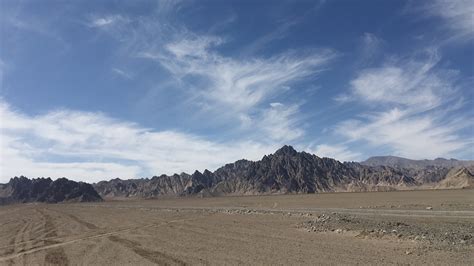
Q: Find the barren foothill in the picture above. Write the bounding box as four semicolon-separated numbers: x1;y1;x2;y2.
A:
0;189;473;265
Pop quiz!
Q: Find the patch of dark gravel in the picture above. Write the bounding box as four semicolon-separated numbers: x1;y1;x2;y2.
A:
299;213;473;251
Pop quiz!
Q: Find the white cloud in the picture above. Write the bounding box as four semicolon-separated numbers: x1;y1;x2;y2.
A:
349;51;453;109
335;51;471;159
259;103;304;142
333;93;352;103
152;35;336;113
240;19;300;56
89;9;336;143
336;108;470;159
1;9;67;45
421;0;474;41
137;35;336;142
112;68;132;79
165;36;224;60
0;101;278;183
88;15;128;28
82;8;356;159
361;33;382;49
358;33;384;64
309;144;361;162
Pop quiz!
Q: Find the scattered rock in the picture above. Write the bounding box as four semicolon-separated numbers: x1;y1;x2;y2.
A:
299;212;474;250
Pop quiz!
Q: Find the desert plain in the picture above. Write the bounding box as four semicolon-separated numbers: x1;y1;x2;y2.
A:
0;189;473;265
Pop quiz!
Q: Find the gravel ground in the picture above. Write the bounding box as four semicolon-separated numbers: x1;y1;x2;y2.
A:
1;189;473;265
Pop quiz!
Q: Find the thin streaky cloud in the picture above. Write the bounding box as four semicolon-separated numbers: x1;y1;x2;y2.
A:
334;50;471;159
420;0;474;42
112;68;133;79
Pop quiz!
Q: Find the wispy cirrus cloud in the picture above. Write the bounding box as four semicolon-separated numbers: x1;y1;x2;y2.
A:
357;33;385;65
1;2;67;46
419;0;474;42
86;4;337;144
87;15;129;28
335;50;472;159
308;144;362;162
336;108;471;159
349;50;454;110
112;68;133;79
259;103;304;142
0;101;279;183
144;35;336;113
138;34;336;142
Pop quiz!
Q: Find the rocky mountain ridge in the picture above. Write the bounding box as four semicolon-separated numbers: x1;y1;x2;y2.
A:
2;146;472;203
362;156;474;170
0;176;103;204
93;146;474;198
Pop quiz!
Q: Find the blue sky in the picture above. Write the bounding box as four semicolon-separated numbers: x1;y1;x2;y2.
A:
0;0;473;182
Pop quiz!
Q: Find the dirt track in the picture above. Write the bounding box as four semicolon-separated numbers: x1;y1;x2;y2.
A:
0;189;473;265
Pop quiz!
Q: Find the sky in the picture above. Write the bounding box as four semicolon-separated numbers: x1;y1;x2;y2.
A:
0;0;473;182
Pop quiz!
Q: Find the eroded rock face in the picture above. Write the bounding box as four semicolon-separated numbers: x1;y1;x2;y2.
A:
92;145;474;199
0;176;102;204
93;170;218;198
4;146;470;202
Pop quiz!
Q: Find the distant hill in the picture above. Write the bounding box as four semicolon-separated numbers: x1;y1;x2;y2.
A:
93;146;474;199
362;156;474;169
0;176;103;204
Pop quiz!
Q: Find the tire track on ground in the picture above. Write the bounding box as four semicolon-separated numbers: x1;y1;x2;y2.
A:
0;209;98;251
0;215;207;262
47;208;99;230
37;209;69;266
0;219;25;256
1;219;27;266
13;219;31;254
61;213;98;230
7;210;39;265
108;235;186;265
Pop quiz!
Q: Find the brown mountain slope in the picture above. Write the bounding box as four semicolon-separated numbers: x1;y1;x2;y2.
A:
436;167;474;189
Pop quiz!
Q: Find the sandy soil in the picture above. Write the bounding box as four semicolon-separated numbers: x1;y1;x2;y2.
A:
0;189;473;265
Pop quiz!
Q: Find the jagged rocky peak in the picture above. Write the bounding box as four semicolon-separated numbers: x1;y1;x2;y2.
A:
192;170;202;176
274;145;298;156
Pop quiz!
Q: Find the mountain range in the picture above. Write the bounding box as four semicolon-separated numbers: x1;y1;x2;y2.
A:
1;145;473;204
93;145;473;199
0;176;102;204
